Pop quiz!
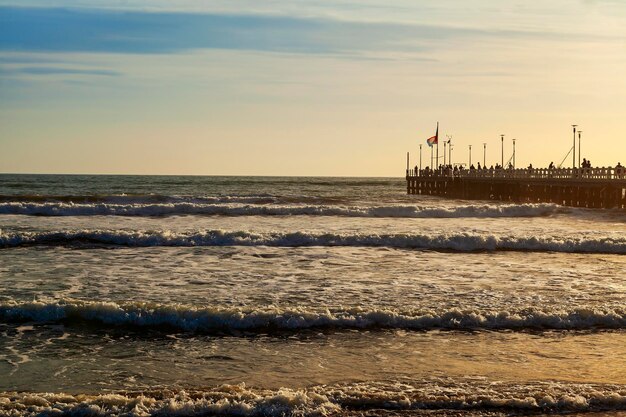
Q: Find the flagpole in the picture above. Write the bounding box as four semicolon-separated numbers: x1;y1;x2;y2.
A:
435;122;439;170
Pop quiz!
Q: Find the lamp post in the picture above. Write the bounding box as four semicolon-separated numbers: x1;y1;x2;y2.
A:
500;134;505;167
483;143;486;167
443;141;447;166
449;144;453;167
572;125;578;169
419;144;422;171
469;145;472;167
512;139;516;168
578;131;582;168
430;146;433;169
407;152;410;175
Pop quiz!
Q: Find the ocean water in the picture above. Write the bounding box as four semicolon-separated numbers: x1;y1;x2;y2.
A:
0;174;625;417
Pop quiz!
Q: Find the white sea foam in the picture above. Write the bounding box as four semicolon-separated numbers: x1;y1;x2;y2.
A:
1;229;625;253
2;300;626;332
0;201;564;218
0;194;280;205
2;379;626;416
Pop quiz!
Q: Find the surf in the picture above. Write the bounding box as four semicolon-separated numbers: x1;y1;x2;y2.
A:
2;379;626;416
2;300;626;333
1;229;625;254
0;201;567;218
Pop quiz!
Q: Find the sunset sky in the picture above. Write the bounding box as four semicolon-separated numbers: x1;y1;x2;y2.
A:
1;1;625;176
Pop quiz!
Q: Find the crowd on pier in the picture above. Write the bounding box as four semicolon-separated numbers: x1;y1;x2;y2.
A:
409;161;625;180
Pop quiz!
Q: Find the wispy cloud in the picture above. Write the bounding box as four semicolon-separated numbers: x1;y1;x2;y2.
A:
12;66;120;76
0;6;602;58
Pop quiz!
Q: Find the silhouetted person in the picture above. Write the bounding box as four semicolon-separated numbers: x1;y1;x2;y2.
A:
477;162;482;170
548;162;554;169
616;162;624;178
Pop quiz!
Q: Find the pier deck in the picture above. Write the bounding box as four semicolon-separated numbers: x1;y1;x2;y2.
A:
406;167;626;209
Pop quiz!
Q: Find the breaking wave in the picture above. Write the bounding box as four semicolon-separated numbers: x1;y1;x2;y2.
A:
0;194;279;205
1;229;624;253
2;379;626;416
2;300;626;332
0;201;565;218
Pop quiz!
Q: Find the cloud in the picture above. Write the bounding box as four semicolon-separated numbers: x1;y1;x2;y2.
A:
13;66;120;76
0;6;589;57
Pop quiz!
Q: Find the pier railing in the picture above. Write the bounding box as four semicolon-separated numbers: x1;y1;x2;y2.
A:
407;167;626;181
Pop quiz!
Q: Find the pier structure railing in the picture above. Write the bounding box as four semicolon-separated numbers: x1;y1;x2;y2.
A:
406;166;626;181
405;165;626;209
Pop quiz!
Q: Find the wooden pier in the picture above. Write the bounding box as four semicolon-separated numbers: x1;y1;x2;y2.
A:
406;167;626;209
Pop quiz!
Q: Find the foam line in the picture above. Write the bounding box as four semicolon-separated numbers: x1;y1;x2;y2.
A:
0;202;564;218
1;229;624;253
2;379;626;416
2;300;625;332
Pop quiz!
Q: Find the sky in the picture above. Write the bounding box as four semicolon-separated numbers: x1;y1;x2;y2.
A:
1;1;625;176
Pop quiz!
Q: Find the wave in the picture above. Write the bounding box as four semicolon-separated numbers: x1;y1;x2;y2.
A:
2;379;626;416
0;201;564;218
1;229;624;253
2;300;626;333
0;194;279;205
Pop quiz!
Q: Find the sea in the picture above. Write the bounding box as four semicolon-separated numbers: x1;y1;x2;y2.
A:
0;174;625;417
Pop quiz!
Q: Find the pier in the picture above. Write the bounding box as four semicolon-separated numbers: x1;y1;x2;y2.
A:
406;167;626;209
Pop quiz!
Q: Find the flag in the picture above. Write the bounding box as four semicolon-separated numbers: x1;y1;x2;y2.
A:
426;123;439;147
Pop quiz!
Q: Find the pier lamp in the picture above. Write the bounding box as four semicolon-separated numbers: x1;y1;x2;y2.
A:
572;125;578;169
578;131;582;168
449;144;453;167
500;134;505;167
483;143;486;167
512;139;516;168
419;144;422;171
